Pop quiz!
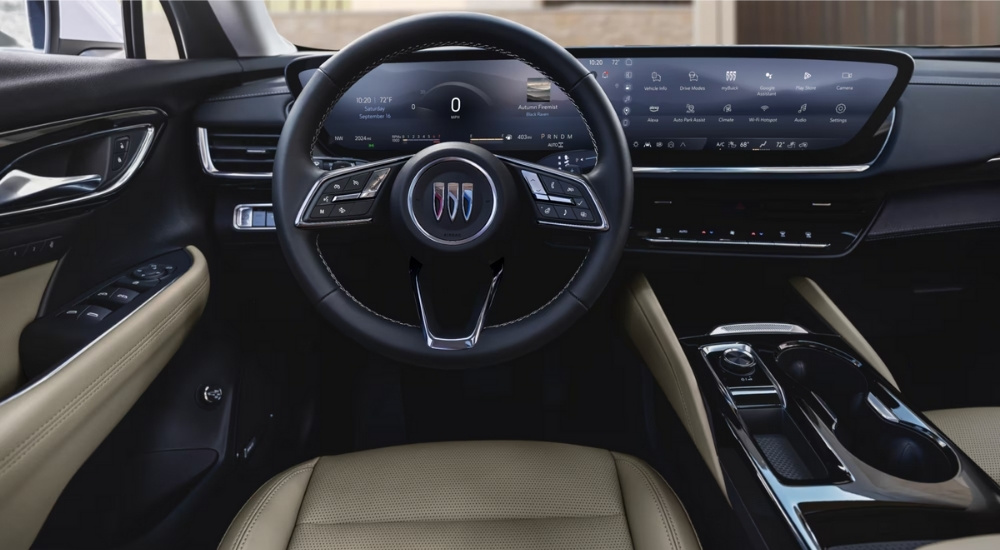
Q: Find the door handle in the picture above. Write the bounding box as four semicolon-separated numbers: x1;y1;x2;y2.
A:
0;169;102;209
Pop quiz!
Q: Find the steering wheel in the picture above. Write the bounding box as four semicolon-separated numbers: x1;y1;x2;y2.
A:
273;12;632;368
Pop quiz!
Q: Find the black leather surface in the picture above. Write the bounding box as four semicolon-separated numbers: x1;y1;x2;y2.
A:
868;182;1000;239
193;77;291;129
274;12;631;368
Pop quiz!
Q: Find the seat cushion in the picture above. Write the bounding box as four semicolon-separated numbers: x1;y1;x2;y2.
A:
925;407;1000;486
219;441;701;550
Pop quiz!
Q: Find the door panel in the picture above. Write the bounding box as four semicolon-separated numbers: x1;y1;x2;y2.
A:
0;261;55;396
0;247;208;550
0;48;253;550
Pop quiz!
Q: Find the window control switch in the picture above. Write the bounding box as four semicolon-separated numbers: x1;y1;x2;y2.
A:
117;277;158;290
107;288;139;305
79;305;112;323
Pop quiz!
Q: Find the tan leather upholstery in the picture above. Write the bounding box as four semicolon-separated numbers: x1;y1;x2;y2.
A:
918;534;1000;549
790;276;901;390
617;274;727;497
0;260;57;398
219;441;701;550
0;246;209;550
924;407;1000;486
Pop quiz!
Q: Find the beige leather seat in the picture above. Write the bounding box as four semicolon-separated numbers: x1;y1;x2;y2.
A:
924;408;1000;486
219;440;701;550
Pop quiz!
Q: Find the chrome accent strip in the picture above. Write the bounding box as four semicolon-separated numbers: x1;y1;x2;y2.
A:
633;108;895;175
643;237;830;249
0;170;102;208
197;127;273;179
294;155;411;228
867;393;900;423
0;124;156;220
232;203;275;232
710;323;809;336
332;192;361;202
729;387;779;397
0;251;188;408
500;156;609;232
414;262;503;351
987;156;1000;164
407;157;498;246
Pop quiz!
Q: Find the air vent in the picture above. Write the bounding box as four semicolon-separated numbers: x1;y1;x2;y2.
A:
198;127;279;178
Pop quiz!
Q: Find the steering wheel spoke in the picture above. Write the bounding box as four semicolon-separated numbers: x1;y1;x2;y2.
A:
295;156;411;228
499;157;609;232
411;258;504;350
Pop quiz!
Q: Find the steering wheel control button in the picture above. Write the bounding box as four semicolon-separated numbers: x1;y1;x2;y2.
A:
537;203;558;219
329;199;374;219
556;206;575;219
324;172;370;195
520;170;546;195
344;172;369;193
562;183;583;197
361;168;391;198
544;179;565;194
79;305;112;324
574;209;594;222
721;348;757;376
572;197;589;209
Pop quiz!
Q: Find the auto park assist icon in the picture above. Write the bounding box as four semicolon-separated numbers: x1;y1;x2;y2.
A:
433;182;474;222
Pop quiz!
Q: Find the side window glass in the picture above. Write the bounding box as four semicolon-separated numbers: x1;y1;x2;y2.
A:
0;0;126;56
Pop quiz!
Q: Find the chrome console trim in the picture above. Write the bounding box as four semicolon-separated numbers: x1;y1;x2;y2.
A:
710;323;809;336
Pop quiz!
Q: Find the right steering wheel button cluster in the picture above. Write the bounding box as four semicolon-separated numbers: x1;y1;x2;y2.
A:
520;169;599;227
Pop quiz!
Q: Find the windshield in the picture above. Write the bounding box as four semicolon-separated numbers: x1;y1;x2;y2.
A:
265;0;997;49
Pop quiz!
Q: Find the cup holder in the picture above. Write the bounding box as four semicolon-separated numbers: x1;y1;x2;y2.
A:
775;345;958;483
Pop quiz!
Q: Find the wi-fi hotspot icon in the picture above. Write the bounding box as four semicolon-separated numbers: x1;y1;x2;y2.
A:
761;105;770;112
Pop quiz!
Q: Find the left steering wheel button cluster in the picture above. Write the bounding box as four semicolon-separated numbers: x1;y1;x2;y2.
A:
306;166;395;223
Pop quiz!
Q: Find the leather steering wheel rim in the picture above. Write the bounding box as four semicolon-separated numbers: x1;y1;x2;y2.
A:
273;12;632;368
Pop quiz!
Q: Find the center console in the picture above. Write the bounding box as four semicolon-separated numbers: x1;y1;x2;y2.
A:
626;274;1000;549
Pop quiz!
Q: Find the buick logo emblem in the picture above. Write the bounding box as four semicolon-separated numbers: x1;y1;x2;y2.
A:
433;181;474;222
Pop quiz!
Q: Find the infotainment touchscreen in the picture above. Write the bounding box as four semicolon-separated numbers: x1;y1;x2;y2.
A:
578;55;897;153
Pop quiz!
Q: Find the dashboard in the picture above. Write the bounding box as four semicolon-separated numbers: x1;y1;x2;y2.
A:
288;47;912;170
203;45;1000;260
